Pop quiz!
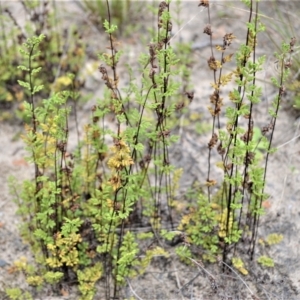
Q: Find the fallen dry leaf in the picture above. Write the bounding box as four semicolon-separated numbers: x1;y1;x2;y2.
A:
61;288;69;297
12;158;28;167
262;200;271;209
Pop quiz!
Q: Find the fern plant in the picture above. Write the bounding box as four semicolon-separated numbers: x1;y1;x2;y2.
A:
10;1;189;298
171;1;296;278
185;0;296;265
0;1;85;121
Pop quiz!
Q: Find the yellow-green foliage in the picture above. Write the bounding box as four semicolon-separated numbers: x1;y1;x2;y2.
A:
12;256;28;272
0;1;85;121
170;168;183;205
77;262;102;300
257;255;274;267
178;192;219;262
139;247;169;275
232;257;248;275
136;232;154;240
5;288;33;300
266;233;283;245
44;271;64;284
46;232;82;268
217;208;233;239
116;232;140;283
10;256;36;278
176;245;192;264
26;275;43;287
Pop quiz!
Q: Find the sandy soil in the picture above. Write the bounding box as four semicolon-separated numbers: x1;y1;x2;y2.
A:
1;1;300;299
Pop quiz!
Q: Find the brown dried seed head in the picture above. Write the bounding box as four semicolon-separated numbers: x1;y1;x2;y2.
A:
225;163;233;171
214;106;221;115
223;33;236;47
279;85;286;96
245;152;255;164
158;1;168;16
158;19;163;29
262;126;269;135
208;56;218;71
217;142;225;156
199;0;209;7
139;160;145;169
285;59;292;69
290;37;296;48
185;91;194;102
241;129;253;143
92;116;99;123
157;41;164;51
210;90;220;104
149;43;156;57
208;133;218;149
149;68;156;79
144;154;152;163
158;130;170;138
262;122;274;135
99;65;107;75
162;36;171;44
175;102;185;111
203;24;212;36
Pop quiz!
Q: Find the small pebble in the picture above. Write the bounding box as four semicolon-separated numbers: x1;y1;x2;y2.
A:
0;259;9;267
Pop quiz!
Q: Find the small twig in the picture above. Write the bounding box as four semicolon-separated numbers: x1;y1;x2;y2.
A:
177;271;202;294
188;257;215;278
220;260;256;298
177;257;214;294
126;279;144;300
276;133;300;149
169;9;205;43
172;261;184;300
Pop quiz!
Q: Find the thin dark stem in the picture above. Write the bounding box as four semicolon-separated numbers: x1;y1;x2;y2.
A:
237;1;259;251
250;60;285;260
223;0;254;263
